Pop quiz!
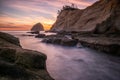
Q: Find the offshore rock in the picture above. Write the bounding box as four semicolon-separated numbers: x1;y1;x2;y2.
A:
31;22;44;32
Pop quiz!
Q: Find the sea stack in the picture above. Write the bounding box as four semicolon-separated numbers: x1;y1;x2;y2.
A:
31;22;44;32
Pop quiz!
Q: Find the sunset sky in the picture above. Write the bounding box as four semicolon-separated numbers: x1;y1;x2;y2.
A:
0;0;97;31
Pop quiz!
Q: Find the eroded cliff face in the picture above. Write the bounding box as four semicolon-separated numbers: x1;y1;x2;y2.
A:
51;0;120;33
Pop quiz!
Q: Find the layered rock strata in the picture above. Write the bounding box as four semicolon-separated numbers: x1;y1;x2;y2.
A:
51;0;120;34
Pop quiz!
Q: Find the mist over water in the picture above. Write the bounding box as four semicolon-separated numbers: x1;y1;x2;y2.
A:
4;31;120;80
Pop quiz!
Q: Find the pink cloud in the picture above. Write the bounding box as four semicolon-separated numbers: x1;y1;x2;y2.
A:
0;0;98;30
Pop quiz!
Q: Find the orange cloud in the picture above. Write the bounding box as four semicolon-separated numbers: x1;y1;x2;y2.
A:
0;0;98;31
43;23;52;30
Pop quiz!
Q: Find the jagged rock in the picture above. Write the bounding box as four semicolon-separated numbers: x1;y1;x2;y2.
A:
77;36;120;55
61;37;78;46
31;22;44;32
42;38;53;43
51;0;120;34
0;32;54;80
42;35;78;46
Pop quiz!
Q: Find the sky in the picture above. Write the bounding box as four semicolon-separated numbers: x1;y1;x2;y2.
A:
0;0;98;31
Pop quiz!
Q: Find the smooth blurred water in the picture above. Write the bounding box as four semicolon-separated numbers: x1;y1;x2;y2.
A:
4;31;120;80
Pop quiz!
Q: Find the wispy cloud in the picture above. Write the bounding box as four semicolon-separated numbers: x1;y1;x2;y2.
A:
0;0;98;30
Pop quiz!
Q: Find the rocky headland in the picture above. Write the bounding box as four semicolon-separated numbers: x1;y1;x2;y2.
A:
42;0;120;55
0;32;54;80
51;0;120;33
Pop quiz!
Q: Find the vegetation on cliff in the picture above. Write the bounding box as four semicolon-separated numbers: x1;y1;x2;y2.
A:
57;3;78;14
43;0;120;55
51;0;120;34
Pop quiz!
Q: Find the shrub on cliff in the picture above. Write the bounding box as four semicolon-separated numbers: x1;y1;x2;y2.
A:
58;3;78;14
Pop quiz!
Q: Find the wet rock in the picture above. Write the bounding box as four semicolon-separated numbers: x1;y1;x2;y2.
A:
27;31;39;34
35;34;46;38
52;38;62;44
16;49;47;69
61;37;78;46
0;32;21;46
42;35;78;46
42;38;53;43
0;32;54;80
76;42;83;48
78;37;120;55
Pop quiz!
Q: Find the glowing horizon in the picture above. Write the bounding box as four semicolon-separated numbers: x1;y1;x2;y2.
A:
0;0;98;31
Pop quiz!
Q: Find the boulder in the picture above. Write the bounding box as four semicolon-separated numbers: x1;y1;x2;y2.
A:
42;35;78;46
0;32;21;46
61;38;78;46
0;32;54;80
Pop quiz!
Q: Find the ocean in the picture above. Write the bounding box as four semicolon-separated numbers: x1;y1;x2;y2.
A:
3;31;120;80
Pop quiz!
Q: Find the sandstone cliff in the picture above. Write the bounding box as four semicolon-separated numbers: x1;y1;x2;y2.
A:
0;32;53;80
31;22;44;32
51;0;120;34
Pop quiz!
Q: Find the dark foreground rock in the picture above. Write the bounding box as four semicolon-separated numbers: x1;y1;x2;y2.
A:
0;32;54;80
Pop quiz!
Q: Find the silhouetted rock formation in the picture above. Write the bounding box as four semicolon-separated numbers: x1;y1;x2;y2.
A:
0;32;54;80
31;22;44;32
51;0;120;34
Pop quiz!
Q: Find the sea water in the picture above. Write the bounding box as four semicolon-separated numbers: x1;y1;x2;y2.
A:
4;31;120;80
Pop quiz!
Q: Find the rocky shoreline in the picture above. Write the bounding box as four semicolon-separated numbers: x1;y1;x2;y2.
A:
43;0;120;56
77;35;120;55
40;31;120;56
0;32;54;80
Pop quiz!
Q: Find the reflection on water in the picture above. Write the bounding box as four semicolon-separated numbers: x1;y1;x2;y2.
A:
4;31;120;80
